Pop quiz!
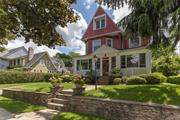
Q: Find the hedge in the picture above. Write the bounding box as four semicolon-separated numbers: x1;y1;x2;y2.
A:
126;76;147;85
167;76;180;85
0;71;61;84
139;72;167;84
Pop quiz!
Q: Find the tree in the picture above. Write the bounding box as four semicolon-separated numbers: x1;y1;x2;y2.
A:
55;52;80;67
97;0;180;50
0;0;79;47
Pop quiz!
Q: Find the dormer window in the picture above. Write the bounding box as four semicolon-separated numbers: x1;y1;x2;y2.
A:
129;37;141;48
94;15;106;30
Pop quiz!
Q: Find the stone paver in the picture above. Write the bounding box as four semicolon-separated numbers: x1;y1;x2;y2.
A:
0;109;59;120
0;108;15;120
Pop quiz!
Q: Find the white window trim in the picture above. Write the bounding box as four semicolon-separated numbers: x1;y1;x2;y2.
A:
92;39;101;52
93;14;106;30
106;38;113;47
128;37;141;48
120;53;146;69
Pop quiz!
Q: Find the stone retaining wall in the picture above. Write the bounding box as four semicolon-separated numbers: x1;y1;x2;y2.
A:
67;96;180;120
2;89;50;106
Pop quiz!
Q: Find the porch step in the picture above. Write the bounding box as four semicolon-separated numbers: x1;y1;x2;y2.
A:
56;94;72;99
48;102;66;111
98;76;109;85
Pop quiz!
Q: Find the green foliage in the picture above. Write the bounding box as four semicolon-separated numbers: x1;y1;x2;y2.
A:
61;74;73;82
72;74;85;86
0;96;46;113
139;72;167;84
55;52;80;67
49;76;63;87
153;55;180;76
126;76;146;85
0;0;79;47
0;71;60;84
113;78;122;85
53;112;106;120
109;68;122;84
167;76;180;85
85;70;96;84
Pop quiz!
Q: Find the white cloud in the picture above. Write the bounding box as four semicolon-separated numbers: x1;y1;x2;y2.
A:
83;0;95;10
5;37;59;57
56;11;87;55
112;4;131;23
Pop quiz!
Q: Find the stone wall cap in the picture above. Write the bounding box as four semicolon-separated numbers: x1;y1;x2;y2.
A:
2;89;51;95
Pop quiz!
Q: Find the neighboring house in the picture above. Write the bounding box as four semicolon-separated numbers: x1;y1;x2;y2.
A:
0;46;65;73
73;6;152;76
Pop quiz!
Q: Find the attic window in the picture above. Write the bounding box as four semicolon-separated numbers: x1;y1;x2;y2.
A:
94;15;105;30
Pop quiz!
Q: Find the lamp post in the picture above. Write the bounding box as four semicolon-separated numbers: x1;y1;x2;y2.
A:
93;54;98;90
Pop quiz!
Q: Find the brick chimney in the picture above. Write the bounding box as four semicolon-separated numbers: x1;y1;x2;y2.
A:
28;47;34;61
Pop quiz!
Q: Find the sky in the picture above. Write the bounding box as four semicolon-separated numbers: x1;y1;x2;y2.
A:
4;0;179;56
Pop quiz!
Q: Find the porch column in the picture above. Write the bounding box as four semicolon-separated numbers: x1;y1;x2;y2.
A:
100;58;103;76
116;55;120;69
73;59;77;73
109;57;111;72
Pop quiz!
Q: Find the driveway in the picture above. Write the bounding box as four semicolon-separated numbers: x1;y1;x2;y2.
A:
0;108;58;120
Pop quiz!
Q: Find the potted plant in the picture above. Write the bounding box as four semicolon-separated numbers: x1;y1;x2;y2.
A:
49;76;63;96
72;74;85;95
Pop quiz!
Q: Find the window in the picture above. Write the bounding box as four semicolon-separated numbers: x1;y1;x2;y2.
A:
127;54;139;67
106;39;113;47
94;16;105;30
121;56;126;68
77;60;80;71
34;69;36;72
76;59;92;71
93;39;101;51
120;53;146;68
140;53;146;67
81;60;89;70
96;58;100;70
111;57;116;69
129;37;140;48
17;59;20;65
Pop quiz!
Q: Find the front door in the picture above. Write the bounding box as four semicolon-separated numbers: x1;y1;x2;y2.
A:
103;57;109;76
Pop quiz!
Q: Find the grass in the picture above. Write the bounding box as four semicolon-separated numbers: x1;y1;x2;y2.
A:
0;96;46;113
53;112;107;120
84;83;180;106
0;82;75;93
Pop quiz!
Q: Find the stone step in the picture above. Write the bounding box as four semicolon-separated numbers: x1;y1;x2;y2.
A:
47;102;66;111
51;98;68;105
56;94;72;99
61;90;73;95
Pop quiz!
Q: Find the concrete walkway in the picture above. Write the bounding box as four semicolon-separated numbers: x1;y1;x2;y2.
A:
0;109;59;120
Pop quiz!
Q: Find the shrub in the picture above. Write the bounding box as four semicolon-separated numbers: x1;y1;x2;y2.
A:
113;78;122;84
72;74;85;86
85;70;96;84
126;76;146;85
109;68;122;84
61;74;73;82
49;76;63;87
139;72;167;84
167;76;180;85
0;71;61;84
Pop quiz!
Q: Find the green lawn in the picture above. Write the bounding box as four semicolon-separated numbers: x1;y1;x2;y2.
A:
0;96;46;113
84;83;180;106
0;82;75;93
53;112;107;120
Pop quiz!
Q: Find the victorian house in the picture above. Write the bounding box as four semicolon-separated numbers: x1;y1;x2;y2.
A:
73;6;151;77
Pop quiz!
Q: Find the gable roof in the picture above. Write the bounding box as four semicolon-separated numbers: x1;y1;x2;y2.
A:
0;46;28;59
24;52;57;70
82;6;121;41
